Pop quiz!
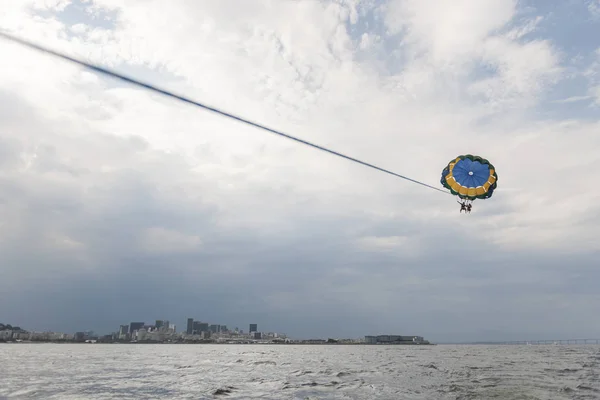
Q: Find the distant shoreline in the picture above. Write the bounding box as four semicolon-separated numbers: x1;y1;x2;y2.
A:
1;340;436;346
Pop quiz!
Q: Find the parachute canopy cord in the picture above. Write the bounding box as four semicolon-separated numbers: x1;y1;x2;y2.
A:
0;31;450;196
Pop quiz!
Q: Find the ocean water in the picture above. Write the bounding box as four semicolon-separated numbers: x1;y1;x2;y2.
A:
1;344;599;399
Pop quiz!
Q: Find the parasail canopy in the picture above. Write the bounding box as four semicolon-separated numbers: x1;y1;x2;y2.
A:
441;155;498;200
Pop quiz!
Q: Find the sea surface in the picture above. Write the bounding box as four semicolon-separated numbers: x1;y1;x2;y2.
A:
1;343;599;399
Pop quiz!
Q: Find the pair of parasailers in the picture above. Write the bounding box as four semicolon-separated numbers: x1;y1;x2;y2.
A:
458;200;472;214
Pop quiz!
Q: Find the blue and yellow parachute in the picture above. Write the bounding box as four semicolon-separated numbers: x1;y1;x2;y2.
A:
440;155;498;200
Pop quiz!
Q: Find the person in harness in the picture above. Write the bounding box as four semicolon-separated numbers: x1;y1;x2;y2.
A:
457;199;473;214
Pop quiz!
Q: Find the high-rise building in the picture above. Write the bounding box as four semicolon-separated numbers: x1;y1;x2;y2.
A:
220;325;228;332
192;321;210;334
249;324;257;333
210;324;220;333
187;318;194;335
194;322;209;333
118;325;129;336
129;322;144;334
155;320;164;329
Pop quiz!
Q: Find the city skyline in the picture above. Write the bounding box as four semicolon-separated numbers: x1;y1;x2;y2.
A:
6;315;600;344
1;318;273;339
1;0;599;344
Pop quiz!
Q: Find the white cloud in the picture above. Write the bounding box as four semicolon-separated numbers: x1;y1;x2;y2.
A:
590;0;600;18
384;0;516;60
45;232;86;250
592;85;600;105
69;22;87;34
355;235;423;257
504;16;544;40
139;227;202;254
471;37;561;104
553;95;593;104
383;0;560;113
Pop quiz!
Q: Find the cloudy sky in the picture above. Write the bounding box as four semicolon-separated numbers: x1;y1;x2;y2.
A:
0;0;599;342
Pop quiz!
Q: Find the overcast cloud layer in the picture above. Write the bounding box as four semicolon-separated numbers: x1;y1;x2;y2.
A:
0;0;599;342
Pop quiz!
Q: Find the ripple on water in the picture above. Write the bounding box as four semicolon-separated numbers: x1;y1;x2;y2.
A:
1;344;599;399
